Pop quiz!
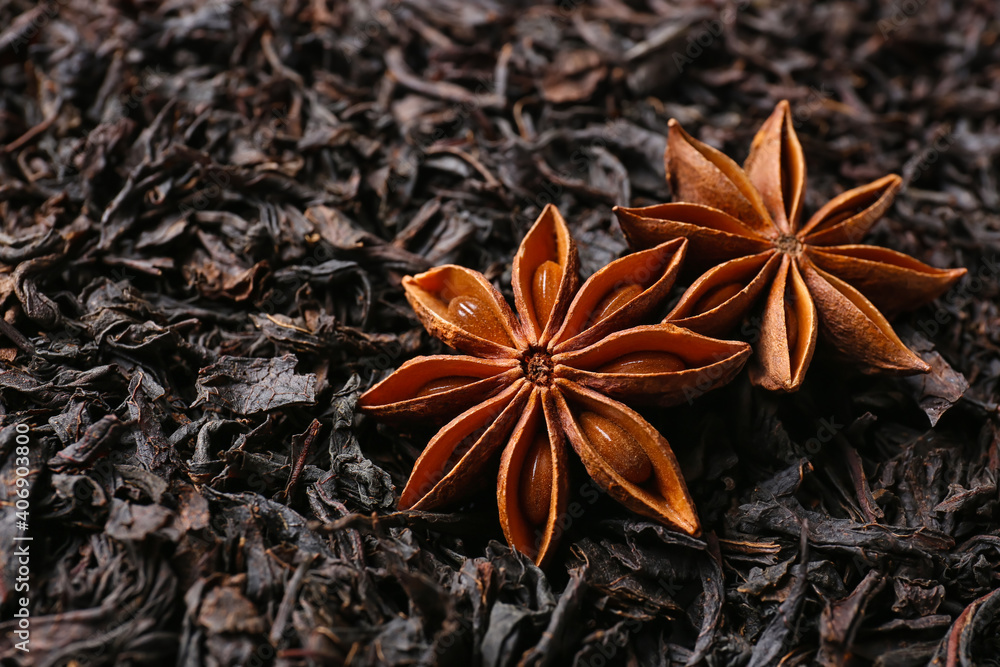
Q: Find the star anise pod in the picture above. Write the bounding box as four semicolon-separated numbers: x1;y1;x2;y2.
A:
614;101;967;392
359;205;751;565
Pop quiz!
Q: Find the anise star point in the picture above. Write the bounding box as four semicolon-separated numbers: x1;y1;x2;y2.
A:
360;204;752;565
615;100;967;392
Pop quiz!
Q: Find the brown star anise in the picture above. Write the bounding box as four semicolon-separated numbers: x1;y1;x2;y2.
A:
614;101;967;392
359;204;751;565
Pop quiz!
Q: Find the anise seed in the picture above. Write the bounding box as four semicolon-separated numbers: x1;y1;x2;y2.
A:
785;299;798;353
532;260;563;326
692;281;742;315
596;351;686;374
415;376;475;397
519;434;553;526
590;283;643;325
369;204;724;565
579;411;652;484
616;102;965;392
447;295;510;346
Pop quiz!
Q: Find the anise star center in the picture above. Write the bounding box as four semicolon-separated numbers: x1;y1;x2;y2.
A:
775;234;803;257
522;348;553;386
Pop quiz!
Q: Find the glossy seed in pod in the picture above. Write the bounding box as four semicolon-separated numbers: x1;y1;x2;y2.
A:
578;411;652;484
519;434;553;526
596;351;686;374
785;298;799;353
447;295;511;346
414;376;475;398
415;435;475;500
590;283;643;326
532;260;563;327
692;281;742;315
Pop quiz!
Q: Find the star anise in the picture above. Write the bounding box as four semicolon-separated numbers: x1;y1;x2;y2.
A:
614;101;967;392
359;204;751;565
